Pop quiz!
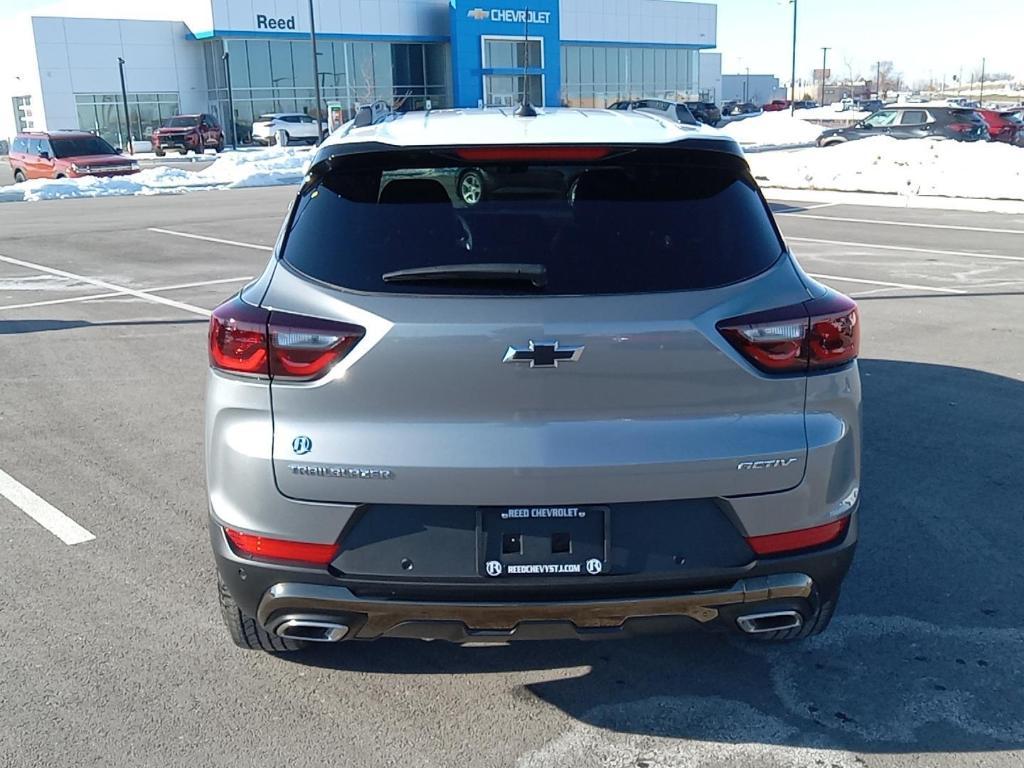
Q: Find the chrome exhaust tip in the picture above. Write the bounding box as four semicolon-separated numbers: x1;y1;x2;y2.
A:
736;611;803;634
275;619;349;643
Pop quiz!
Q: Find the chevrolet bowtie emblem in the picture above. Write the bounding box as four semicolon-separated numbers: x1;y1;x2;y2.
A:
467;8;489;20
503;341;584;368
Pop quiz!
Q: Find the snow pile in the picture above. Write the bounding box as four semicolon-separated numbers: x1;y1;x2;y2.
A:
748;136;1024;200
719;112;824;148
0;147;311;203
794;106;872;121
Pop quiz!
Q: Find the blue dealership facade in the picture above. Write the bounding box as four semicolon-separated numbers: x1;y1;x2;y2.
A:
4;0;718;146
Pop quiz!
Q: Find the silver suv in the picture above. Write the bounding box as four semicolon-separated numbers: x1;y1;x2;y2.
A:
206;107;861;652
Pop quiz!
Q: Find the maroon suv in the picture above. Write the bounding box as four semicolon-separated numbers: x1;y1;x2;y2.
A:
152;114;224;156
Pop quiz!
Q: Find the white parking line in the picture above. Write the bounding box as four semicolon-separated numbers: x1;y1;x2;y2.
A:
148;227;275;251
807;273;968;294
0;276;252;312
789;237;1024;264
0;467;95;545
0;254;211;316
780;213;1024;235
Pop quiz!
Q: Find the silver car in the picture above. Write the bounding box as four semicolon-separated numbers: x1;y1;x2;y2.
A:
207;107;861;652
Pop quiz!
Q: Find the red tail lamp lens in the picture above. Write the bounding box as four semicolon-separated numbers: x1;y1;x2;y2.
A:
208;298;365;381
225;528;339;566
209;297;270;375
717;293;859;374
268;312;364;380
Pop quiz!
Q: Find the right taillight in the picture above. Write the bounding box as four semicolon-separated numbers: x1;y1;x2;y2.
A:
209;297;364;381
717;292;859;374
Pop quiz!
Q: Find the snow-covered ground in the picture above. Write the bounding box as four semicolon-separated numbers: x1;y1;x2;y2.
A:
0;147;311;203
719;112;825;149
748;136;1024;201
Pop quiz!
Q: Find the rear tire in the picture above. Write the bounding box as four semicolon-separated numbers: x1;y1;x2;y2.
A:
13;169;26;184
154;148;165;157
747;591;839;642
217;574;307;652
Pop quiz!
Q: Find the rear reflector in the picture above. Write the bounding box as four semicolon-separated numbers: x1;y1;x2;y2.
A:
717;292;859;374
225;528;339;566
454;146;612;162
747;518;849;556
208;297;364;381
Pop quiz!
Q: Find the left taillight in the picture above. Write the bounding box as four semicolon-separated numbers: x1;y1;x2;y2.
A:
209;297;270;375
717;292;860;375
209;297;364;381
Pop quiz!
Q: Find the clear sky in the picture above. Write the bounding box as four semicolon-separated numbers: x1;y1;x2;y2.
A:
715;0;1021;84
1;0;1020;85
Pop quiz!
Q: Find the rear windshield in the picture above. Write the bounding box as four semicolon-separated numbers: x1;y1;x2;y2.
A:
282;151;783;295
50;136;117;158
164;116;199;127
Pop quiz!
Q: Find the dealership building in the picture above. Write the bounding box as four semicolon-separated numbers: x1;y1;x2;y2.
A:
1;0;721;148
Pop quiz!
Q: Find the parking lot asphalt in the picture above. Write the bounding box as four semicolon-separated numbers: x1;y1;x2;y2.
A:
1;188;1023;768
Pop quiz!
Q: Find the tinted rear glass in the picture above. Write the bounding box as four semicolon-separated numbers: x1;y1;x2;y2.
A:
164;116;199;127
51;136;117;157
282;151;782;296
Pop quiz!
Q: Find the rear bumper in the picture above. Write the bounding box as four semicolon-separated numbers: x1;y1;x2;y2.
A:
212;511;857;642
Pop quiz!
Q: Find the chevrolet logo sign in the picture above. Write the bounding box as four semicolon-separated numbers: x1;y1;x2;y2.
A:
467;8;489;20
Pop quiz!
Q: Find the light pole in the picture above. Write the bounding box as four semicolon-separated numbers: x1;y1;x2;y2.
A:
308;0;324;141
789;0;798;115
117;57;133;154
222;50;237;150
745;67;750;102
979;57;986;105
820;47;830;106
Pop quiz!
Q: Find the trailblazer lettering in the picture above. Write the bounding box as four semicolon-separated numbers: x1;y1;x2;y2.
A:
256;14;296;30
288;464;393;480
467;8;552;25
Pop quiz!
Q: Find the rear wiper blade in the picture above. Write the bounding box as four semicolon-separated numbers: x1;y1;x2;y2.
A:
382;263;548;288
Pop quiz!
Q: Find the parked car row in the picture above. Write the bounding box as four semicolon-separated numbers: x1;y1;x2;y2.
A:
817;105;1023;147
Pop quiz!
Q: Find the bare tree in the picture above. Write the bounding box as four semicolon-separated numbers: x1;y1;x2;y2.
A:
875;61;902;94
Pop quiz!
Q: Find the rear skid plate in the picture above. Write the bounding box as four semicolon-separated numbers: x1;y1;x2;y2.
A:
257;573;813;638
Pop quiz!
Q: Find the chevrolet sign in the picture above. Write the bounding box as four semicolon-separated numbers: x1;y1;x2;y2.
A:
468;7;553;24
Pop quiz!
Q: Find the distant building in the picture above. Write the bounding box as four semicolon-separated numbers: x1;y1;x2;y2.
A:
0;0;721;146
699;52;722;102
721;74;785;105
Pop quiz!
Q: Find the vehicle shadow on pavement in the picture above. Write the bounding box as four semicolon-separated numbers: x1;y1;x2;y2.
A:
288;359;1024;756
0;318;207;334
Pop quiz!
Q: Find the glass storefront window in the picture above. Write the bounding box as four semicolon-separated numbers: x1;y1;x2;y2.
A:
203;40;451;140
75;92;180;145
560;45;702;108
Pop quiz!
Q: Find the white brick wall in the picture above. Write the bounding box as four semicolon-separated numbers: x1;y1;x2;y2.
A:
559;0;716;47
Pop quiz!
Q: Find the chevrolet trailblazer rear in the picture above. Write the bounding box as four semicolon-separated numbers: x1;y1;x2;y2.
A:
205;106;861;652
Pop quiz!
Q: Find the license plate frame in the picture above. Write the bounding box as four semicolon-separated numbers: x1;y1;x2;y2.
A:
477;506;610;578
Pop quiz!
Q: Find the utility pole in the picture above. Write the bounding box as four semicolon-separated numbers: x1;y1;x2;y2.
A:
222;50;237;150
308;0;324;141
745;67;750;102
820;47;830;106
979;57;986;105
876;60;881;99
117;57;132;154
789;0;798;115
